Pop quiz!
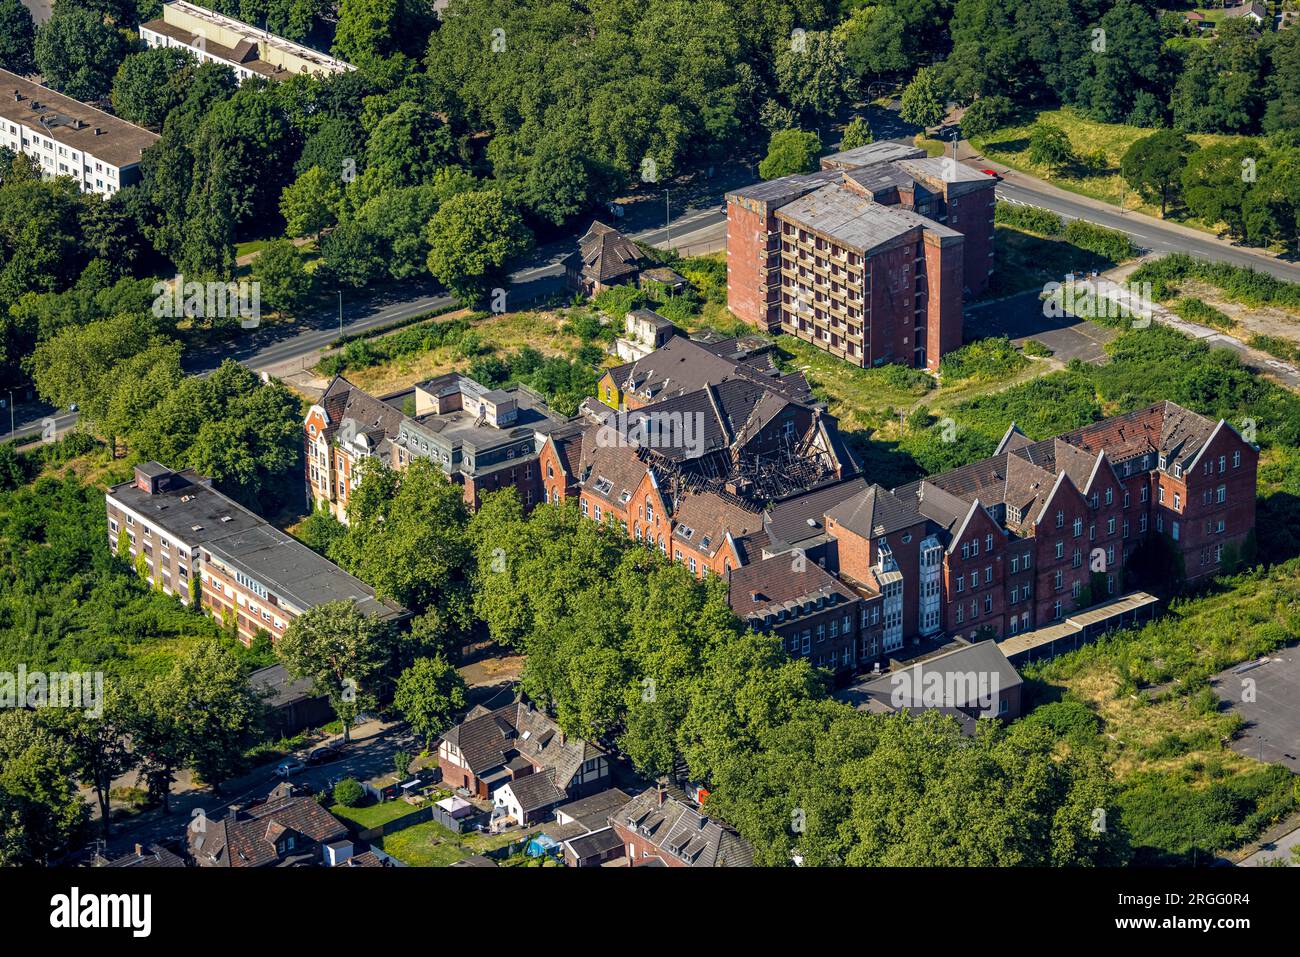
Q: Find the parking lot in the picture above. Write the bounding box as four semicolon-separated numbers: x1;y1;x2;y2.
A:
1211;648;1300;773
965;290;1117;365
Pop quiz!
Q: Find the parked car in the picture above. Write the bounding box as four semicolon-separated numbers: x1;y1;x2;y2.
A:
306;746;343;766
274;757;306;779
979;168;1002;181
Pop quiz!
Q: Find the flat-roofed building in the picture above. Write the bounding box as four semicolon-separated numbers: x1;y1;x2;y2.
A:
140;1;354;83
107;462;406;645
0;68;158;196
726;143;997;371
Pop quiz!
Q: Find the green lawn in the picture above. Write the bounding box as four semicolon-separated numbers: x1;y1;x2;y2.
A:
331;797;431;831
378;819;471;867
971;107;1255;224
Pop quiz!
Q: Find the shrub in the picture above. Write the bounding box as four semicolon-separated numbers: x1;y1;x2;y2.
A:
994;202;1064;236
1063;220;1136;262
1022;339;1053;357
1130;254;1300;311
1170;297;1232;330
333;778;365;807
961;95;1016;138
938;337;1027;382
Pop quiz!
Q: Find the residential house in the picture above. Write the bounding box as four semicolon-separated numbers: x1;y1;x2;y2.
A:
611;786;753;867
438;698;609;804
189;783;349;867
563;221;644;295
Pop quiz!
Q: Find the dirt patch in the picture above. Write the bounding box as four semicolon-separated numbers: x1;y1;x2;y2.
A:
1173;278;1300;347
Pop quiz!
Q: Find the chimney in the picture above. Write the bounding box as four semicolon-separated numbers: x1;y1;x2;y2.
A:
656;783;666;806
134;843;144;857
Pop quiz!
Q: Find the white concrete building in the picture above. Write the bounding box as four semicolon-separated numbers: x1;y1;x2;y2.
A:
139;1;355;84
0;69;158;197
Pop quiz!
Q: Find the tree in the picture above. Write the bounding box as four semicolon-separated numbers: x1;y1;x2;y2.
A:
34;6;130;101
253;239;312;316
165;638;266;794
333;457;472;615
318;221;386;288
960;95;1015;138
1171;18;1266;134
1181;141;1256;240
276;600;394;742
839;116;874;152
758;128;821;180
0;709;89;865
1121;129;1199;217
393;656;467;749
365;102;456;190
1264;26;1300;134
1028;122;1076;170
0;0;36;74
333;777;365;807
60;686;136;839
424;188;532;305
774;29;857;125
1071;0;1167;124
899;65;946;131
110;46;195;128
280;165;342;238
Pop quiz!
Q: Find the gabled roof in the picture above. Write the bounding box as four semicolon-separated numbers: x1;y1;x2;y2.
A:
615;790;753;867
764;477;870;548
671;487;763;556
441;699;603;791
728;555;859;625
502;772;568;813
190;784;347;868
824;484;922;539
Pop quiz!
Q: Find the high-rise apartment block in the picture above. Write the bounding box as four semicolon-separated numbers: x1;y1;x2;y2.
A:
726;143;997;371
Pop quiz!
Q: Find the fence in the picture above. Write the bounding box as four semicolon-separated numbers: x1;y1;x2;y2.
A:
354;804;435;843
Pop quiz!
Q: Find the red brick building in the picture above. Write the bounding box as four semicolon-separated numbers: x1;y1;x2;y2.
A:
726;142;996;371
611;786;753;867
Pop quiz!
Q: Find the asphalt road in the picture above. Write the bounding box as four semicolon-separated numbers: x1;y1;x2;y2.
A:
8;146;1300;442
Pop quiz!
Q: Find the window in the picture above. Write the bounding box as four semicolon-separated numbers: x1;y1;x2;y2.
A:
1055;541;1064;560
1104;487;1113;505
1023;552;1031;569
1123;491;1130;508
1107;516;1116;535
956;576;964;593
1055;510;1064;529
1219;455;1226;473
984;595;992;614
1158;487;1165;504
1141;486;1149;503
985;534;993;553
1216;485;1226;504
1010;556;1019;574
1072;548;1081;568
1233;450;1241;468
1173;492;1180;511
1139;513;1148;533
1072;517;1082;537
1171;521;1179;542
1053;600;1063;621
984;566;992;584
971;539;979;557
1053;570;1063;591
961;542;970;560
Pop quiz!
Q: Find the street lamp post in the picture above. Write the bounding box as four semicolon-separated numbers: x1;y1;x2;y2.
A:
665;188;671;248
337;290;343;337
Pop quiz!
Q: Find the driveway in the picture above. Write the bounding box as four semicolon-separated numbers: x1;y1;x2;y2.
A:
1211;648;1300;774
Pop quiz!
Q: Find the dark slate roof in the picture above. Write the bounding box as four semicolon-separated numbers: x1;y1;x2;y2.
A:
565;826;624;859
764;477;870;548
440;699;602;791
615;790;753;867
100;844;187;868
606;334;803;408
554;788;631;831
248;663;319;709
839;641;1022;720
190;784;347;868
824;484;922;539
504;772;568;813
571;221;643;283
728;555;859;625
